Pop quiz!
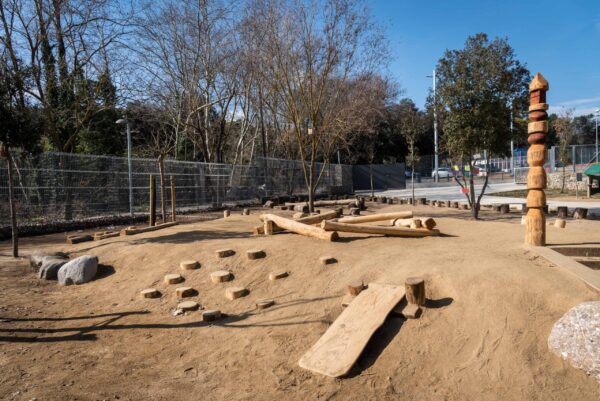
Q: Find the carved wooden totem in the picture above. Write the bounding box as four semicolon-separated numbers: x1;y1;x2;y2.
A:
525;73;549;246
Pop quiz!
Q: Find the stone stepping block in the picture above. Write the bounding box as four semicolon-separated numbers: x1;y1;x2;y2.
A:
164;274;184;285
256;299;275;310
175;287;196;298
247;249;266;260
320;256;337;265
141;288;161;299
216;249;235;258
177;301;200;311
180;260;200;270
269;271;289;281
225;287;248;300
202;310;222;322
211;270;232;283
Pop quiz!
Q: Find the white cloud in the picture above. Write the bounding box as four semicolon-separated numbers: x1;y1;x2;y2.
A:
550;96;600;116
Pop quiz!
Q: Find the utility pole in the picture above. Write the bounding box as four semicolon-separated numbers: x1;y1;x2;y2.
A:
510;105;514;174
427;69;439;182
116;117;134;217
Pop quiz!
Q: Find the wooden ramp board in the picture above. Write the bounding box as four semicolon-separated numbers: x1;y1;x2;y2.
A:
298;282;405;377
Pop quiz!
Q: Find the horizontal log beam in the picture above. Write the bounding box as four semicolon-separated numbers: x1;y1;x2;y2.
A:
321;220;439;237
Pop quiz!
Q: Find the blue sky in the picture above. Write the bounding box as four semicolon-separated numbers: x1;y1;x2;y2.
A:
369;0;600;115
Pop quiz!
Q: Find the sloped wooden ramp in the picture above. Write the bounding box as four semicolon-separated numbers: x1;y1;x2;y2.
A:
299;282;405;377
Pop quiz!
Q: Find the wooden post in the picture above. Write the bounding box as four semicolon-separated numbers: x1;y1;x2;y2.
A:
170;175;176;222
525;73;549;246
149;174;156;227
405;277;426;306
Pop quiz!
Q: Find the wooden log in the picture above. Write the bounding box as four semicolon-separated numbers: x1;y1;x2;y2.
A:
261;214;338;242
574;208;588;219
392;218;415;227
164;274;184;285
527;166;547;189
170;175;176;222
225;287;248;300
405;277;426;306
175;286;195;298
256;299;275;310
527;144;547;166
528;120;548;134
202;310;222;322
255;210;337;235
215;249;235;258
319;256;337;265
530;89;546;104
525;208;546;246
554;219;566;228
557;206;568;218
242;208;250;215
263;219;274;235
177;301;199;311
337;211;413;224
529;102;549;112
247;249;266;260
410;220;422;229
527;133;547;145
321;220;439;237
349;207;360;216
120;221;178;236
287;199;356;207
210;270;231;283
149;174;156;227
527;189;546;208
66;234;93;244
347;280;365;296
269;271;289;281
529;110;548;122
180;260;200;270
140;288;160;299
93;231;119;241
499;204;510;214
223;210;230;218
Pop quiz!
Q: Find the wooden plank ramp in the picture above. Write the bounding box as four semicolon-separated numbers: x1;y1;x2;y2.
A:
299;282;405;377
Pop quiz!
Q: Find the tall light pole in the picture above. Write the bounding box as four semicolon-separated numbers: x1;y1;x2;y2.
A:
427;69;439;182
594;108;600;162
116;117;133;217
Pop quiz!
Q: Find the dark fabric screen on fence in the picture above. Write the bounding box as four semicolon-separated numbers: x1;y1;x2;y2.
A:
352;163;406;191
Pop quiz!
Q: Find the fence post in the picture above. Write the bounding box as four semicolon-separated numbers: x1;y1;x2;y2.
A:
149;174;156;227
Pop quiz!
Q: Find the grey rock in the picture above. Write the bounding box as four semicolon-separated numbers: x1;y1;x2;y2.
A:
30;251;68;269
57;255;98;285
38;257;68;280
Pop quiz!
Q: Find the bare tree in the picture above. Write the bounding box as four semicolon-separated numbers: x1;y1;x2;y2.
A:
553;108;574;193
397;100;427;204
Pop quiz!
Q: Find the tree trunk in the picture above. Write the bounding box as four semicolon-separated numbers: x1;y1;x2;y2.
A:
158;155;167;224
561;165;565;193
6;148;18;257
470;166;478;219
370;163;374;197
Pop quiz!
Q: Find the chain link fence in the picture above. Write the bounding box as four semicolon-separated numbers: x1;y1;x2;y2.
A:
0;152;353;224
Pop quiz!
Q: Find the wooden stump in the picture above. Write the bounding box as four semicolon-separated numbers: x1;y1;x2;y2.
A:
256;299;275;310
216;249;235;258
405;277;426;306
177;301;199;311
264;220;274;235
223;210;230;218
557;206;568;218
319;256;337;265
499;204;510;214
225;287;248;300
180;260;200;270
418;198;427;205
242;208;250;215
410;220;422;229
269;271;289;281
210;270;231;283
346;280;365;296
525;208;546;246
349;208;360;216
554;219;566;228
247;249;266;260
175;287;195;298
202;310;221;322
164;274;184;285
574;208;588;219
141;288;160;299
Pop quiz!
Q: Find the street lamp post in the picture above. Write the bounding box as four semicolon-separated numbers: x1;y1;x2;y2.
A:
427;69;439;182
594;108;600;162
116;117;133;217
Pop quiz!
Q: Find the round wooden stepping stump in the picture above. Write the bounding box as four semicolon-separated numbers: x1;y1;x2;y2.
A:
225;287;248;300
256;299;275;310
216;249;235;258
223;210;230;218
180;260;200;270
405;277;426;306
554;219;566;228
175;286;195;298
177;300;199;311
164;274;184;285
269;271;289;281
211;270;232;283
202;310;222;322
141;288;160;299
347;281;365;296
247;249;266;260
242;208;250;215
319;256;337;266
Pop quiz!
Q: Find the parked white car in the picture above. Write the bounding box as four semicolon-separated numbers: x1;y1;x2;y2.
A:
431;167;451;179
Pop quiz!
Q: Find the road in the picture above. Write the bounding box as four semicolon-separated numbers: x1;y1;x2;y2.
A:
362;182;600;215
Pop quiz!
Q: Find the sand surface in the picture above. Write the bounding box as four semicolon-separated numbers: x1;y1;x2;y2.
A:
1;203;599;400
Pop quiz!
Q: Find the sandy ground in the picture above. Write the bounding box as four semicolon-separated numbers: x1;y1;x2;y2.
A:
1;203;599;401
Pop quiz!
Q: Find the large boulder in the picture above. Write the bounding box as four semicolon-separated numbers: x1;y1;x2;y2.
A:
548;301;600;381
57;255;98;285
30;251;68;270
38;257;68;280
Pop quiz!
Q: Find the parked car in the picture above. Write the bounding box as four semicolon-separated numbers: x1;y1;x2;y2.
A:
404;168;421;182
431;167;451;179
